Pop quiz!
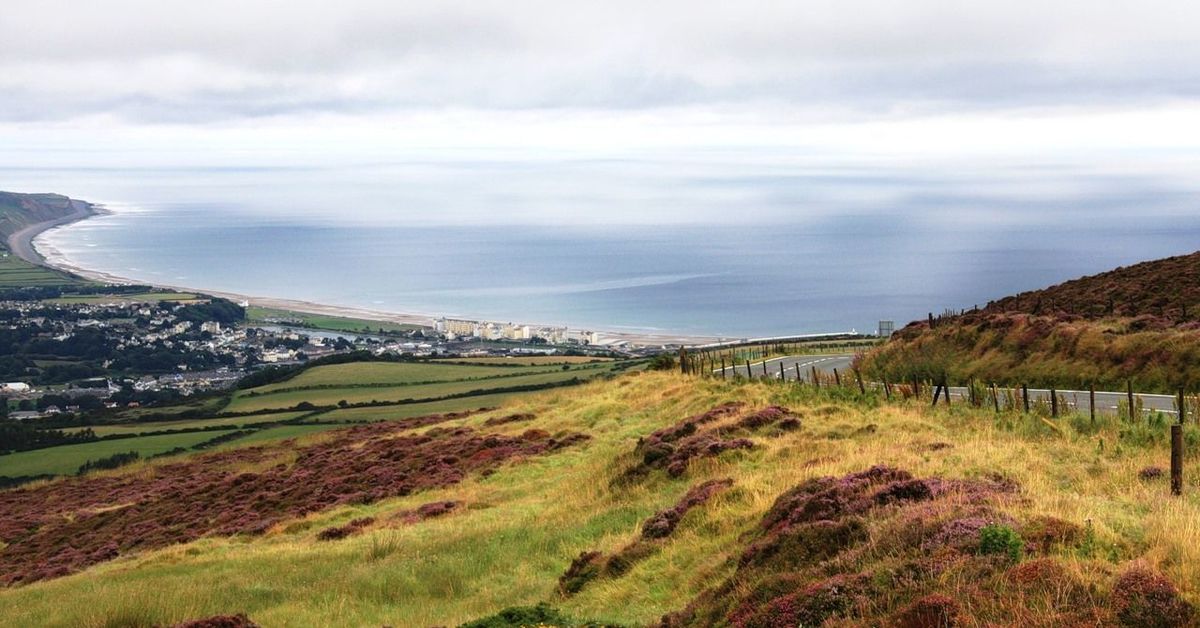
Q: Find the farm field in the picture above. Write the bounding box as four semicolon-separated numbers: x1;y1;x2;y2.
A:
1;371;1198;626
309;391;536;423
433;356;615;366
246;306;426;334
252;361;566;393
0;430;237;478
224;362;624;413
45;291;199;305
208;423;345;450
67;411;310;436
0;255;79;288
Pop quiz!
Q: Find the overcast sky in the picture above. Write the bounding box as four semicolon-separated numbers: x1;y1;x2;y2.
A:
1;1;1199;226
2;1;1197;122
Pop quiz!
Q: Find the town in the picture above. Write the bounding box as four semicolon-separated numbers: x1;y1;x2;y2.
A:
0;293;635;419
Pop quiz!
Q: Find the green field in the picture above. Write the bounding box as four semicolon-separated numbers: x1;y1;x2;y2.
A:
0;254;80;288
246;306;427;334
207;424;346;450
67;411;310;436
225;362;621;413
433;356;615;366
309;392;526;423
253;361;566;393
0;430;237;478
46;291;199;305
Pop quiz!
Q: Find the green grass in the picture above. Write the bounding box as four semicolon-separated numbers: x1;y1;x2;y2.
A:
433;356;615;366
0;430;237;477
225;363;620;413
208;424;346;450
253;362;566;393
66;411;310;436
46;292;199;305
4;373;1200;625
309;392;527;423
246;306;427;334
0;254;79;287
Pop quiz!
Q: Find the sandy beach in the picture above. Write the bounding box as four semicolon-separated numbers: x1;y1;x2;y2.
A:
26;205;723;347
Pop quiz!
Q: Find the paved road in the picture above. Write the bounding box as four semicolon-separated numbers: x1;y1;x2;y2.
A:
713;353;856;382
715;353;1188;418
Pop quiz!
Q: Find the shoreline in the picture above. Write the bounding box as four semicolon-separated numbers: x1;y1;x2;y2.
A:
28;204;726;347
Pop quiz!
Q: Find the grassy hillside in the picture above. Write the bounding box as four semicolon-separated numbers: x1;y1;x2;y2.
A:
1;371;1197;626
860;251;1200;392
0;192;77;242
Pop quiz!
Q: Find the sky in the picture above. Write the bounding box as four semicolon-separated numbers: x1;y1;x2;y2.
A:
1;1;1199;223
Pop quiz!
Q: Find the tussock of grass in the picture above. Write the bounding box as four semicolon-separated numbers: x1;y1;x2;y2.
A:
1;372;1198;626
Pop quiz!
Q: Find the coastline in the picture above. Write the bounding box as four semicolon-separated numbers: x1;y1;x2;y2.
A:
6;198;103;266
29;205;724;347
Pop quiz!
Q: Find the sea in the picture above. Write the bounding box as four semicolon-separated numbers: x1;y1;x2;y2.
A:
10;157;1200;338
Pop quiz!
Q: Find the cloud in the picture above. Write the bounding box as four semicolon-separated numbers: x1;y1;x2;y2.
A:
2;0;1199;123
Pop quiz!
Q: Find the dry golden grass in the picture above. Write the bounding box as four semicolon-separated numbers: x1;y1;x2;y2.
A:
1;371;1197;626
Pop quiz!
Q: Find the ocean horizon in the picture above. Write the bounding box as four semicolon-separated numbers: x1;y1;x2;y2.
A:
15;158;1200;338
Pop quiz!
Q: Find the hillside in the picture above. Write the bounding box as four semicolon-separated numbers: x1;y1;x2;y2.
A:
860;251;1200;392
0;191;83;245
0;370;1197;626
0;191;91;287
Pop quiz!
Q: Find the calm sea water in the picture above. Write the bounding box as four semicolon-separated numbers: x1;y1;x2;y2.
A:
11;159;1200;338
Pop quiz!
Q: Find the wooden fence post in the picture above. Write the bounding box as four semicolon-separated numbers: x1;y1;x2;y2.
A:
884;379;892;401
1127;381;1136;423
855;369;866;395
991;383;1000;413
1178;389;1187;424
762;360;768;377
679;347;687;375
812;366;820;389
1051;387;1058;418
833;368;841;387
1172;423;1184;496
745;359;752;379
968;380;976;406
1089;383;1096;425
720;357;727;379
1022;384;1030;414
779;362;785;380
943;380;951;407
931;383;942;407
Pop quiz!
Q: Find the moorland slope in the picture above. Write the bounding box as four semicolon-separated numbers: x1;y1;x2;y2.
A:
0;370;1197;627
859;251;1200;391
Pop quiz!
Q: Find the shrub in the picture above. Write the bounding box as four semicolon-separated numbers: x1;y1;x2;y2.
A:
1110;565;1193;628
893;594;961;628
978;524;1023;562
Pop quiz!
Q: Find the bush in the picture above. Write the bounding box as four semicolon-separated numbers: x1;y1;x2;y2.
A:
978;523;1023;562
1110;565;1193;628
76;451;139;475
458;603;576;628
648;353;677;371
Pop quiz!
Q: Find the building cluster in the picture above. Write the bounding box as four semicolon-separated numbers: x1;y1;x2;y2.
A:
434;317;608;346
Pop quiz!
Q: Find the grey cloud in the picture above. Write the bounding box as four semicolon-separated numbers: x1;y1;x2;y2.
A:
2;0;1199;122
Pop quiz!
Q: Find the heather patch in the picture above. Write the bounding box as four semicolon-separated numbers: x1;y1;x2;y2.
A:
316;517;375;541
620;403;807;483
0;419;588;585
658;466;1023;627
170;613;260;628
393;500;462;524
559;479;733;595
482;412;536;427
1111;564;1194;628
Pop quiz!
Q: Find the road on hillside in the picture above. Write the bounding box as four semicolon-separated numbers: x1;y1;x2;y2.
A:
717;353;1188;418
713;353;856;382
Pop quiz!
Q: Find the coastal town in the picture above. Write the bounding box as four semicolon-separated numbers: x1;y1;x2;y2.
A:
0;292;638;419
